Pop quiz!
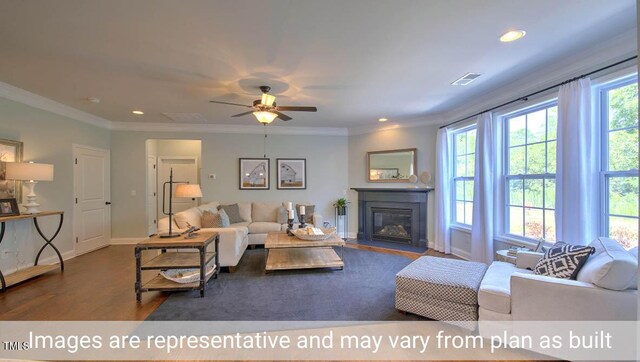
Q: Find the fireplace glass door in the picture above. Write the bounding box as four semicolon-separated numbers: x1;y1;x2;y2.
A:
371;207;412;243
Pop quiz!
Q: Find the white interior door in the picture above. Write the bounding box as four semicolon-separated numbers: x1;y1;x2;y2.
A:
147;155;157;236
158;157;199;216
73;145;111;255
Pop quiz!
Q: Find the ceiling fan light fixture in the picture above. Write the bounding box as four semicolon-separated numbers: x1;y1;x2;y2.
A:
261;93;276;106
500;29;526;42
253;111;277;124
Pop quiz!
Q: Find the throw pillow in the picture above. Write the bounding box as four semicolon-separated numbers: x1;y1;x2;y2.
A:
577;237;638;290
201;209;231;228
534;242;595;280
218;208;230;227
201;210;217;228
276;206;297;224
217;203;244;224
295;204;315;223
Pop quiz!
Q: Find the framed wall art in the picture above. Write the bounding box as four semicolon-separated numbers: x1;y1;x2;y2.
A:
277;158;306;190
0;198;20;217
0;139;23;201
239;158;270;190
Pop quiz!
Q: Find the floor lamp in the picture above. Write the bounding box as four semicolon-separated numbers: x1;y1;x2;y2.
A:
159;168;203;238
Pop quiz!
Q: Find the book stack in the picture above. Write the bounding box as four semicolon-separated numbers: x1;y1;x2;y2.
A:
507;246;530;256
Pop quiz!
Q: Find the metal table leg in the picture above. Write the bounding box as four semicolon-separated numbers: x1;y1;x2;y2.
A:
135;248;142;303
33;214;64;271
199;246;205;297
0;222;6;292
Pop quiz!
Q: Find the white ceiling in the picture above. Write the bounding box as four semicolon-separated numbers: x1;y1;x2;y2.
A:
0;0;636;129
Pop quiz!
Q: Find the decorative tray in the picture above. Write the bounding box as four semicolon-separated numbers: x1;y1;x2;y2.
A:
292;227;337;241
160;265;216;284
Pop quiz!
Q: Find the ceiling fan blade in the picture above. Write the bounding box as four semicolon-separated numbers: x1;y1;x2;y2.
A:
275;111;292;121
231;111;254;117
275;106;317;112
209;100;253;108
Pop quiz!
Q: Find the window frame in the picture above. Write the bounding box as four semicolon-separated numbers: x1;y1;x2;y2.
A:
502;100;558;242
598;75;639;246
451;125;477;226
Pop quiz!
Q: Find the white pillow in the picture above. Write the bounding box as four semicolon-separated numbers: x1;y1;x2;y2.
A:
577;238;638;290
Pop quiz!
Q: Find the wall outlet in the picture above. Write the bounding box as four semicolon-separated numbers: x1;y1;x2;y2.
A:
208;173;216;180
131;190;137;196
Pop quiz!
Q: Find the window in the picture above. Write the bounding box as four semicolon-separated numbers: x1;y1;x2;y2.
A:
601;79;638;250
453;127;476;225
505;103;557;241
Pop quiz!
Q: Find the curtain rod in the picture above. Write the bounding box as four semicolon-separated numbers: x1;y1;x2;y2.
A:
439;55;638;129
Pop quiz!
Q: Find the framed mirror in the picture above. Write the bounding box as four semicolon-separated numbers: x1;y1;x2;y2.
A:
367;148;417;182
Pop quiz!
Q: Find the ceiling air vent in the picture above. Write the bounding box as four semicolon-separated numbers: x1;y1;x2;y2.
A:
450;73;482;86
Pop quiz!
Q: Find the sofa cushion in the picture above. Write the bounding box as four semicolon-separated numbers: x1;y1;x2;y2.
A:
174;207;203;229
296;204;315;223
229;222;249;236
237;202;252;222
534;242;594;280
479;261;534;314
248;222;282;234
577;237;638;290
217;203;244;224
252;202;281;222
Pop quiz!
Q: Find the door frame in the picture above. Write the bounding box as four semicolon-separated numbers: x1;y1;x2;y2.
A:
156;156;200;215
72;144;111;256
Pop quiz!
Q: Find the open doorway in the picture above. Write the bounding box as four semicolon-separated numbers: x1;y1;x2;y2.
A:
145;139;202;236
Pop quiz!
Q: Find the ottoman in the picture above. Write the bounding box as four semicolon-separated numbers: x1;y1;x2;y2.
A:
395;256;487;321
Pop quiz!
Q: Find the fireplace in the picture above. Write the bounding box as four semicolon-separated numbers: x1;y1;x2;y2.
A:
352;188;433;249
372;207;413;243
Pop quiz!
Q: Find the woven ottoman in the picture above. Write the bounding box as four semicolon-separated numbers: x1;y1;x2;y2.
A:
395;256;487;322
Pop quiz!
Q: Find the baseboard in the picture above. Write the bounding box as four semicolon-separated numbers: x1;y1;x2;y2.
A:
110;237;149;245
1;250;76;276
452;246;471;260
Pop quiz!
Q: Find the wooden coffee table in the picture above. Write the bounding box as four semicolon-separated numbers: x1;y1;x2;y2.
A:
265;231;345;273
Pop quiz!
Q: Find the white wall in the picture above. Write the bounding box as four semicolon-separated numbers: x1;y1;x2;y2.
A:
111;131;349;238
0;98;110;273
347;125;438;242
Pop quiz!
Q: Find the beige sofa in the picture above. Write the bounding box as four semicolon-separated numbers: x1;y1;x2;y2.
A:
157;201;323;270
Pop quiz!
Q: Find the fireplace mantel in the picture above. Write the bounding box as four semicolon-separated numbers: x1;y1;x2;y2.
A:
351;187;434;249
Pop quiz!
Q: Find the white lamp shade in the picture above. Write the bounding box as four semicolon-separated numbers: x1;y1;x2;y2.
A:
6;162;54;181
253;111;277;124
174;184;202;198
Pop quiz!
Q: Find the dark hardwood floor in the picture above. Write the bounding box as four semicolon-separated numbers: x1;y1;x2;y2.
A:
0;242;454;321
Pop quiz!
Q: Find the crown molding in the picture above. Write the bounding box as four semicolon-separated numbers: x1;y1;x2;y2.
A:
0;81;113;129
110;121;349;136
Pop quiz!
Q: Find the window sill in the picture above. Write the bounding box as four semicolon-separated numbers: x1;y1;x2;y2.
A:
494;234;539;249
450;224;472;233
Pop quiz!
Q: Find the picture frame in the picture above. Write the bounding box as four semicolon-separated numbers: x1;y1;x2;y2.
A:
239;158;270;190
0;198;20;217
277;158;307;190
0;139;23;202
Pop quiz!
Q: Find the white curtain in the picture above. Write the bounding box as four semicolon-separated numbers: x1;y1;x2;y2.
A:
434;128;451;254
555;78;598;245
471;113;495;263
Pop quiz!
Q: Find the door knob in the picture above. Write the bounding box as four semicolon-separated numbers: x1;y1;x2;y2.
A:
105;202;112;205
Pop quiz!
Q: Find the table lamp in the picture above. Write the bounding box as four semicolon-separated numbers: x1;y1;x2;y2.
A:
6;161;54;214
160;168;203;238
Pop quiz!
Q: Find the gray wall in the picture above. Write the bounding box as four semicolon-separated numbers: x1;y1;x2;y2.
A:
348;125;438;243
111;131;349;238
0;98;110;273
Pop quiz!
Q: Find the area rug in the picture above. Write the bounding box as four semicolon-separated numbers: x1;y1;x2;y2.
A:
147;247;422;321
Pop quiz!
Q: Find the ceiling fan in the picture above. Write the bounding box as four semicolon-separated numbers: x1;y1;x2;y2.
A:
210;85;317;124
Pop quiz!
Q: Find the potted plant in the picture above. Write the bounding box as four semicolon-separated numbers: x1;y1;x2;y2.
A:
333;198;350;216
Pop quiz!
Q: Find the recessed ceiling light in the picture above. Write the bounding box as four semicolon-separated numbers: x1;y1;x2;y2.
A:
500;30;526;42
378;118;388;122
132;110;144;115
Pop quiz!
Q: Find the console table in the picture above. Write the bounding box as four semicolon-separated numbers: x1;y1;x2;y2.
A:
0;211;64;292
